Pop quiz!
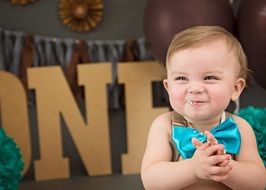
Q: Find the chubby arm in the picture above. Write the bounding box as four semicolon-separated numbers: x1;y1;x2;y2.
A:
141;112;230;189
141;112;198;189
221;116;266;190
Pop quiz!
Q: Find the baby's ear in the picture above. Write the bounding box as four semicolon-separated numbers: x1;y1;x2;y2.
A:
163;79;169;91
231;78;246;101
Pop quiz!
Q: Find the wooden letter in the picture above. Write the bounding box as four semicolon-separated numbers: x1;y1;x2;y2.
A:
28;64;112;181
0;71;31;175
118;62;169;174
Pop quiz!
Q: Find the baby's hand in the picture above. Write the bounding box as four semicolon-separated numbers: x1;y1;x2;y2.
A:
204;131;229;167
192;131;227;161
205;131;225;155
191;137;232;182
192;131;224;154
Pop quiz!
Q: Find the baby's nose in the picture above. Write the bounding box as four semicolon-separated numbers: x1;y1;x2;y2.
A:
188;82;204;93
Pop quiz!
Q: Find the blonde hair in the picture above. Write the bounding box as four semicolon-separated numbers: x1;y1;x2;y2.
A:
166;26;248;81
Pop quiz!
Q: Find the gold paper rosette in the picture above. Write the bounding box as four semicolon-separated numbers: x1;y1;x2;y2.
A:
59;0;104;32
9;0;35;5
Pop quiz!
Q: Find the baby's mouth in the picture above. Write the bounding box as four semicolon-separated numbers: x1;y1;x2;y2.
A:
186;100;205;105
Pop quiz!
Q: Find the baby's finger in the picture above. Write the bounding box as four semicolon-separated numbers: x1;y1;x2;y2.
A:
209;163;232;176
192;137;211;150
208;154;231;166
191;137;202;149
205;131;217;145
217;159;230;167
199;141;211;150
217;146;226;155
205;144;225;156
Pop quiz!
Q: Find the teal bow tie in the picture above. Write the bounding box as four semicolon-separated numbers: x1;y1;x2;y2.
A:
171;117;241;159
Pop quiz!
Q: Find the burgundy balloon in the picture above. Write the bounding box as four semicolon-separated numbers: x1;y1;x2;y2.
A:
143;0;235;63
237;0;266;89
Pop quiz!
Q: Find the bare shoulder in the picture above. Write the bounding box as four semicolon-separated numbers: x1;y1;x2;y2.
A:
231;114;254;134
149;111;172;134
231;114;257;144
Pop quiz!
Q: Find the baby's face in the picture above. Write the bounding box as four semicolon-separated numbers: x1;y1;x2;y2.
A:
164;39;244;124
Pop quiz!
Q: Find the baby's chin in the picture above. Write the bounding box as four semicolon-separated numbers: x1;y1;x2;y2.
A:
183;111;216;123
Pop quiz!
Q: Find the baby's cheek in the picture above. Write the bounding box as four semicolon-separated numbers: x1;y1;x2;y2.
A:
170;89;184;101
169;91;185;107
211;91;231;107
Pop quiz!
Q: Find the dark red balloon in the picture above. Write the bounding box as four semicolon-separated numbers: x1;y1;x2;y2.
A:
143;0;235;63
237;0;266;89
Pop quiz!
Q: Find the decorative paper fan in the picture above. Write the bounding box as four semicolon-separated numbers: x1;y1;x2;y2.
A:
9;0;35;5
59;0;104;32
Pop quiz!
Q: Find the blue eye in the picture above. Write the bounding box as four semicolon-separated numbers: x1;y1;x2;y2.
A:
175;76;187;81
204;76;218;80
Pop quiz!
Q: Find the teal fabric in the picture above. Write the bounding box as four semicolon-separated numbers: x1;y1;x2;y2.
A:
0;128;24;190
171;117;241;159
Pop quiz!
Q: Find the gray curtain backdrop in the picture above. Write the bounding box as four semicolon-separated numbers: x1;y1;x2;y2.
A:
0;27;155;109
